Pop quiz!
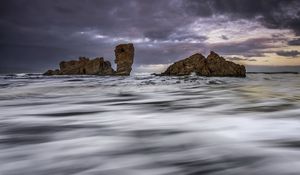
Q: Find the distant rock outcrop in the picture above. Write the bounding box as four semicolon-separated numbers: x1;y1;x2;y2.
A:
114;43;134;75
161;51;246;77
44;43;134;76
44;69;61;76
59;57;115;75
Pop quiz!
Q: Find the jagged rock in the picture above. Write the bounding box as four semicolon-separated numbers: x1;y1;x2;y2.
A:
206;51;246;77
161;51;246;77
44;43;135;76
114;43;134;75
59;57;89;75
84;57;115;75
44;57;115;75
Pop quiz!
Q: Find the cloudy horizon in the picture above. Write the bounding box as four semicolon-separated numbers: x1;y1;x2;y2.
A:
1;0;300;73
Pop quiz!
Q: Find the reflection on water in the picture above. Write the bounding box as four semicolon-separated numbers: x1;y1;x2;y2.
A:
0;73;300;175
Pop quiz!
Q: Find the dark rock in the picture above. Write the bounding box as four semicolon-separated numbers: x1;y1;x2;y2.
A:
43;69;61;76
206;51;246;77
115;43;134;75
161;51;246;77
84;57;115;75
44;57;115;76
43;43;134;76
59;57;90;75
162;53;210;76
59;57;114;75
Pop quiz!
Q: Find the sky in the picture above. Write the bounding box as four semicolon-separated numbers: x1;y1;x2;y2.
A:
0;0;300;73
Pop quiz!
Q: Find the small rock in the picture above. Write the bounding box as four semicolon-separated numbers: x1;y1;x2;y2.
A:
43;69;61;76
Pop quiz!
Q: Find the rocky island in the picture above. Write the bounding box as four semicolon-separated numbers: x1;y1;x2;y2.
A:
161;51;246;77
44;43;134;76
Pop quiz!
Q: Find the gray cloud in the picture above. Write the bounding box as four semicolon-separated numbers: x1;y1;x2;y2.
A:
182;0;214;17
169;34;208;42
227;57;245;61
221;35;229;40
276;50;300;57
243;53;265;58
288;38;300;46
208;38;274;57
248;58;257;61
144;30;173;40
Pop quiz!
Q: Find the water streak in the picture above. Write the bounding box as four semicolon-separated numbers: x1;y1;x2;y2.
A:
0;73;300;175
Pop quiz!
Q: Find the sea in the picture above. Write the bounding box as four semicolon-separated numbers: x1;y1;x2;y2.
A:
0;73;300;175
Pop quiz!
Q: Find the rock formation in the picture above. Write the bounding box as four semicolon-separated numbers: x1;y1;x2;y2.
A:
114;43;134;75
161;51;246;77
44;57;115;75
44;43;134;76
59;57;115;75
43;43;246;77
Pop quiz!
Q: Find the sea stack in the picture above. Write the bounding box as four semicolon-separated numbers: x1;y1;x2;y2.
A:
43;43;135;76
114;43;134;75
161;51;246;77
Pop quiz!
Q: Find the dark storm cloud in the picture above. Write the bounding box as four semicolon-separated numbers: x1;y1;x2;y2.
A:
182;0;213;17
0;0;190;71
276;50;300;57
0;0;299;73
288;38;300;46
1;0;190;40
183;0;300;35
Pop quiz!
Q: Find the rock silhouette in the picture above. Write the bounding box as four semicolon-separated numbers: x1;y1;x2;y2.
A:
44;43;134;76
161;51;246;77
115;43;134;75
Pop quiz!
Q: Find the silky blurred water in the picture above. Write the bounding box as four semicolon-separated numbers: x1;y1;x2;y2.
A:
0;73;300;175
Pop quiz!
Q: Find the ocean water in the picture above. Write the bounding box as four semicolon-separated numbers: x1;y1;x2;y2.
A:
0;73;300;175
